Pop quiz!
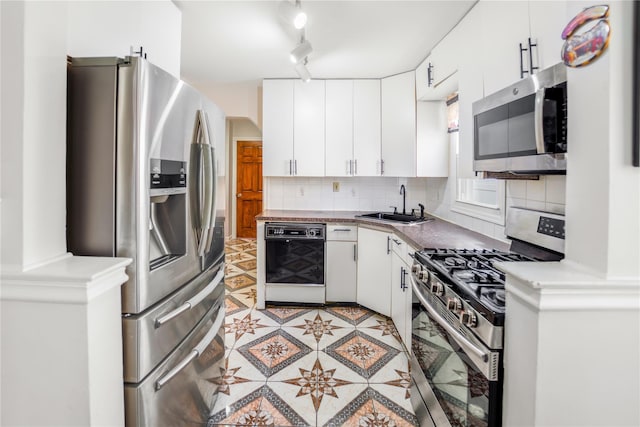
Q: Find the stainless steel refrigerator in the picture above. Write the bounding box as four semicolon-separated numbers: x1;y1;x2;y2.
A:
66;56;225;426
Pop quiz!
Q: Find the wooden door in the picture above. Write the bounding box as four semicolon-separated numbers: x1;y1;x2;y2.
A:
236;140;263;238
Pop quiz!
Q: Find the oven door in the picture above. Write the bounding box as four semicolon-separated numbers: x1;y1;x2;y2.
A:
410;274;503;427
265;238;325;285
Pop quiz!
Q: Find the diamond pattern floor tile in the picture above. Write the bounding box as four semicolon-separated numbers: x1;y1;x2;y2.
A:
209;238;418;427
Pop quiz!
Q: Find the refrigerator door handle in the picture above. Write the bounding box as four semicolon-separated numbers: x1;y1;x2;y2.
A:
154;268;224;328
189;110;217;256
154;303;224;391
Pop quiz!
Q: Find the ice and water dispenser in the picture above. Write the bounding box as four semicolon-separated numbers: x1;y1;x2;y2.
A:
148;158;187;270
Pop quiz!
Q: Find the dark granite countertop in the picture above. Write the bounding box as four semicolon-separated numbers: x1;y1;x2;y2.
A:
256;209;510;251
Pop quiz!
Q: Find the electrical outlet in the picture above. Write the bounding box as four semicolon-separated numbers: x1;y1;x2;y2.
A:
333;182;340;192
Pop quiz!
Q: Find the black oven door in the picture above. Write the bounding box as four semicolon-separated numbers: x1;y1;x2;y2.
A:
265;238;325;285
411;279;503;427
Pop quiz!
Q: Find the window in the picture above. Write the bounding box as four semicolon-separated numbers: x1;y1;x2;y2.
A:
448;95;506;225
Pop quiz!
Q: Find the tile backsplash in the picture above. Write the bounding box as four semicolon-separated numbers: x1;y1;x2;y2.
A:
264;175;566;242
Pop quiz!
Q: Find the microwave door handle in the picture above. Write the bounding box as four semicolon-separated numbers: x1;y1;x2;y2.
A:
534;88;546;154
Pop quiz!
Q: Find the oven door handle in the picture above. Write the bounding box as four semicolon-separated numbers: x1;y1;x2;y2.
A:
411;275;489;363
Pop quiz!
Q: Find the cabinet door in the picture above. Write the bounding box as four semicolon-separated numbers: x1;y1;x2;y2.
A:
528;1;567;72
415;56;432;101
263;80;294;176
416;101;448;177
391;252;411;348
480;1;529;96
325;80;354;177
294;80;325;176
326;241;357;302
356;227;391;317
381;71;416;177
353;80;381;176
457;4;484;179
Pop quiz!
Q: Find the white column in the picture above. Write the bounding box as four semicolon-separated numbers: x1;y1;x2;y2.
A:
501;2;640;426
564;0;640;279
1;2;131;426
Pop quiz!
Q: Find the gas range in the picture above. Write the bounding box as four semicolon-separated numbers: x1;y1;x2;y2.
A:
409;208;566;427
412;248;535;328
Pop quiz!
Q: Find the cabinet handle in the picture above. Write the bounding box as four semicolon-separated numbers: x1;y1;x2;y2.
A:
519;42;529;79
294;160;297;175
289;160;293;176
427;62;434;87
348;159;353;175
386;236;391;254
528;37;539;75
333;228;352;232
354;159;358;175
400;266;408;291
381;159;385;176
353;244;357;261
392;238;402;246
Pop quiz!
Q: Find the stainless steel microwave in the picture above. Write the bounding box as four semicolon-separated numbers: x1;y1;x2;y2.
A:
473;62;567;175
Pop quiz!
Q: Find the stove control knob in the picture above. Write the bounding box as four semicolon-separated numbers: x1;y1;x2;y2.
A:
418;269;430;282
429;281;444;296
459;310;478;328
446;297;462;313
411;264;421;274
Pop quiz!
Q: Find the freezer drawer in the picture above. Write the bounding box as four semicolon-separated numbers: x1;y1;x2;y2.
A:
124;294;225;427
122;261;224;383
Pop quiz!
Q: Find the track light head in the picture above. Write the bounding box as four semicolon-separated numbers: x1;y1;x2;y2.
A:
279;1;307;30
295;63;311;83
290;40;312;64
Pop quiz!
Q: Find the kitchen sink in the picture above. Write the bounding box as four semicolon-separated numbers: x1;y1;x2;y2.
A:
356;212;432;224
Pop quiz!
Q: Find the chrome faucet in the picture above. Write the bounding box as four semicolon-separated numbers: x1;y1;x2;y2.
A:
399;184;406;215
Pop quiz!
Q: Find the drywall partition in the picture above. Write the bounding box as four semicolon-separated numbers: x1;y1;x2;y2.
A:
66;0;182;78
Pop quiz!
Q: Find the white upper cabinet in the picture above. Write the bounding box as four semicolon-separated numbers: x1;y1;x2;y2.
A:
416;25;461;102
381;71;416;177
325;80;381;177
325;80;354;177
457;4;485;179
480;1;530;96
263;79;325;176
263;80;294;176
353;80;382;176
528;1;568;72
293;80;326;176
480;0;567;96
416;101;448;177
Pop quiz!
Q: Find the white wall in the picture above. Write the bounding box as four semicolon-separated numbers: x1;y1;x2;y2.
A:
1;0;68;272
564;0;640;279
66;0;182;77
196;81;262;130
264;171;567;243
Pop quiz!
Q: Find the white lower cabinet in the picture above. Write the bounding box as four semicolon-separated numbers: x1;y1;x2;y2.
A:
356;226;392;317
390;236;413;348
326;224;358;302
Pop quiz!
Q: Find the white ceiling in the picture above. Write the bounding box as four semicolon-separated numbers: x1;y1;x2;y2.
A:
177;0;476;85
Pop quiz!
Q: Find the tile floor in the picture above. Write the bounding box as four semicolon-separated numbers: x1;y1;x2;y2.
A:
207;238;419;427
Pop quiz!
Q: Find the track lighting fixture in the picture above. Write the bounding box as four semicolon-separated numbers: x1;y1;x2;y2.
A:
290;39;312;64
295;62;311;83
279;0;307;30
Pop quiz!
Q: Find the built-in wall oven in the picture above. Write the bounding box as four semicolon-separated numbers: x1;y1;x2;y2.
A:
410;208;565;426
264;223;326;304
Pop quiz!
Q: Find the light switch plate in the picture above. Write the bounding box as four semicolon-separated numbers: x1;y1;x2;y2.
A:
332;182;340;192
